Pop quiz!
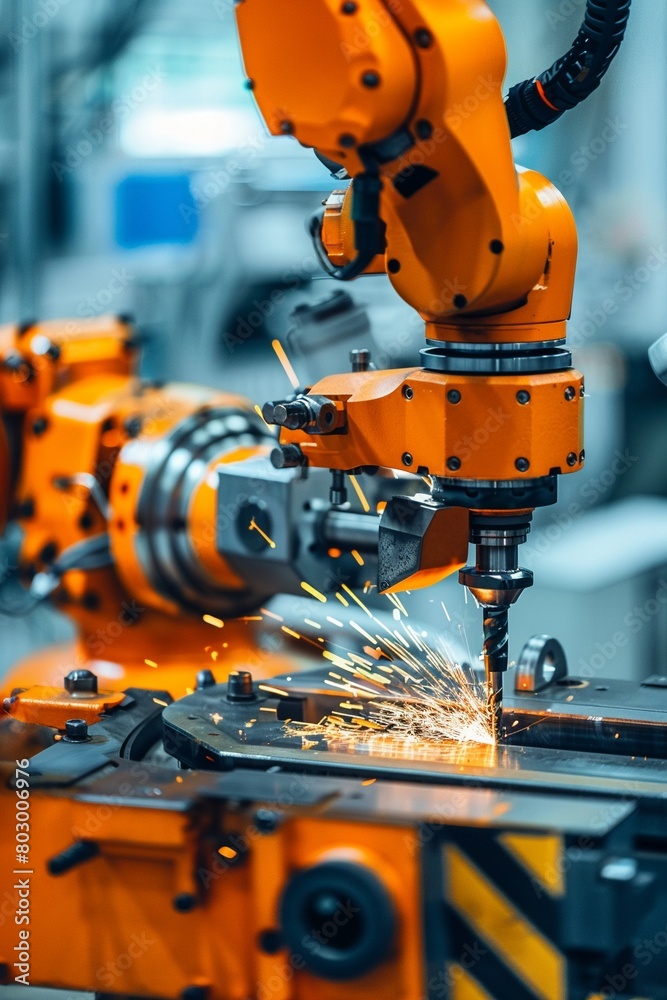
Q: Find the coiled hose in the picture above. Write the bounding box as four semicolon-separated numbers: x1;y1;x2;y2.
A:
505;0;632;138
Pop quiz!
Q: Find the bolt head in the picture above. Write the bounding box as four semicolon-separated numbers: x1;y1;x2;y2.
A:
515;458;530;473
567;452;578;467
64;669;98;694
447;389;461;404
516;390;531;405
63;718;90;742
447;456;462;472
402;452;413;467
402;385;414;400
564;386;576;401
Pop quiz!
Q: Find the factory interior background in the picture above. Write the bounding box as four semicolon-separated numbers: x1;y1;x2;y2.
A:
0;0;666;688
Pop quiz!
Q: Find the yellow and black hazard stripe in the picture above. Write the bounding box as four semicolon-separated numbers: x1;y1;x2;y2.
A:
422;825;568;1000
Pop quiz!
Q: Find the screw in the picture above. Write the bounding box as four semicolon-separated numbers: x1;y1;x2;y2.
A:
567;452;578;467
258;929;284;954
271;445;306;469
447;456;462;472
31;416;48;436
414;28;433;47
387;259;401;273
62;719;90;743
123;415;143;438
490;240;504;254
65;669;98;694
515;458;530;473
402;452;413;466
227;670;255;701
341;0;357;10
255;809;279;833
564;386;576;401
402;385;414;400
350;348;371;372
361;71;380;88
173;892;198;913
196;669;216;690
516;390;531;405
447;389;461;404
453;294;467;309
415;119;433;140
339;133;356;148
279;120;294;134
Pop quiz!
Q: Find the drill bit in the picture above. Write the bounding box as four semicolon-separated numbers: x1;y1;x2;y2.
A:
482;606;509;742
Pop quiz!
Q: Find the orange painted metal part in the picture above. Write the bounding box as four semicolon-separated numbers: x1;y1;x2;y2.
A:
0;317;304;699
279;367;584;482
0;769;425;1000
237;1;577;330
2;684;126;728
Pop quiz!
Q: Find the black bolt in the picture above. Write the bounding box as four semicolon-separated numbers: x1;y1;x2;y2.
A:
271;445;306;469
40;541;58;564
62;719;90;743
361;71;381;88
402;385;414;400
580;450;586;462
258;929;284;954
274;400;311;430
341;0;357;11
15;497;35;519
447;456;462;472
402;452;413;467
350;348;371;372
31;416;48;436
244;78;255;90
173;892;198;913
490;240;504;255
515;457;530;473
65;669;98;694
516;390;531;405
453;294;468;310
414;27;433;47
78;512;94;530
279;120;294;134
227;670;255;701
182;987;209;1000
415;119;433;140
564;386;576;401
567;452;578;467
123;415;143;438
196;669;216;690
330;469;348;506
387;258;401;274
447;389;461;404
255;808;279;833
339;132;356;148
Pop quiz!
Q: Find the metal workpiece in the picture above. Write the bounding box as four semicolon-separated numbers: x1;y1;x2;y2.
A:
216;455;379;597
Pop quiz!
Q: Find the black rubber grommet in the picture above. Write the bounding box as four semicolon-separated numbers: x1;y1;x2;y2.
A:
279;862;396;981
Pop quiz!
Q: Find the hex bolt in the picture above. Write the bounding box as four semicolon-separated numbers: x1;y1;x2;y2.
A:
273;400;311;430
62;719;90;743
350;349;371;372
227;670;255;702
64;669;98;694
196;669;216;691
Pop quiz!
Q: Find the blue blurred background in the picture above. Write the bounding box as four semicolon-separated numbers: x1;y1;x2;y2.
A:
1;0;667;683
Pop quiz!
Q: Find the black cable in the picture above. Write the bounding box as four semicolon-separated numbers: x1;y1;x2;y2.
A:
308;171;385;281
505;0;632;138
